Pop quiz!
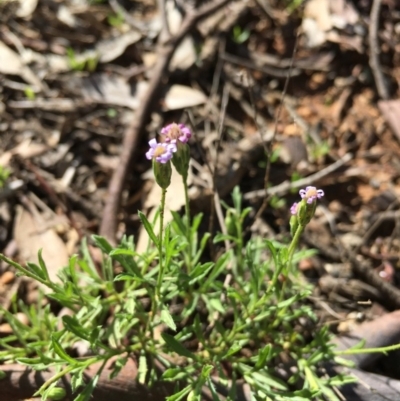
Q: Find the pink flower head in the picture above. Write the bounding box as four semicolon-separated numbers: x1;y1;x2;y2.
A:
161;123;191;144
146;138;176;164
299;186;324;204
290;202;299;215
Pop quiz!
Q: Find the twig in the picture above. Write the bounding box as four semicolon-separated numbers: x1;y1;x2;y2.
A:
339;245;400;310
369;0;389;99
221;52;301;78
158;0;171;41
304;213;400;311
99;0;232;243
244;152;353;200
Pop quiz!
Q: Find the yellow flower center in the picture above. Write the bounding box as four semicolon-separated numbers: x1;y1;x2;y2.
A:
306;187;318;198
154;146;165;157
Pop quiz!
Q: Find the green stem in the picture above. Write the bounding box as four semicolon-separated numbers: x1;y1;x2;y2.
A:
288;224;304;265
335;342;400;355
268;224;304;293
33;357;100;395
183;177;192;273
155;188;167;306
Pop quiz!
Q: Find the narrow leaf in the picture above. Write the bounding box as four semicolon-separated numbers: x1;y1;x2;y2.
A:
138;211;159;247
161;307;176;331
51;334;79;365
62;316;90;341
166;385;192;401
161;333;196;360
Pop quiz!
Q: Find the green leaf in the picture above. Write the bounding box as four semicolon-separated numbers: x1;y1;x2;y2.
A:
26;262;46;280
200;364;213;380
251;371;288;391
138;211;159;247
276;292;303;308
188;262;214;285
51;334;80;365
74;374;99;401
166;385;192;401
187;389;198;401
125;297;136;314
223;342;244;358
109;249;136;257
255;344;272;369
109;356;128;380
62;316;90;341
202;252;230;289
138;354;147;384
90;326;101;345
208;298;225;314
162;367;190;381
68;254;78;284
161;333;197;360
206;377;221;401
264;240;278;266
15;358;47;370
213;233;237;243
170;211;186;235
113;273;143;282
37;249;50;281
92;235;113;254
333;356;356;368
71;369;84;391
161;307;176;331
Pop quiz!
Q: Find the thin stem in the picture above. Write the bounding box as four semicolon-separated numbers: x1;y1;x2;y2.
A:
183;177;192;273
335;342;400;355
155;188;167;304
288;224;304;266
268;224;304;294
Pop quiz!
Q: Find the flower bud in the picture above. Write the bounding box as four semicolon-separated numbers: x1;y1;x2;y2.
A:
153;159;172;189
171;142;190;179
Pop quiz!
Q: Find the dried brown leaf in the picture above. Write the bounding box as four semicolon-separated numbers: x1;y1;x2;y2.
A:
163;85;207;110
14;205;69;284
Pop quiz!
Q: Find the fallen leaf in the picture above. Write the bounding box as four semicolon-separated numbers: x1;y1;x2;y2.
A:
81;74;148;109
378;99;400;143
16;0;38;18
14;204;70;285
0;41;45;91
163;85;207;110
97;31;142;63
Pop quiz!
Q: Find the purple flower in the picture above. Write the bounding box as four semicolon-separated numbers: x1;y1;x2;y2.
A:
299;186;324;204
161;123;192;144
290;202;299;215
146;138;176;164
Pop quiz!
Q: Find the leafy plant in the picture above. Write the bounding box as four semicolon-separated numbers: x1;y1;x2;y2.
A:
0;123;398;401
67;48;98;72
107;12;125;28
232;25;250;44
0;165;10;188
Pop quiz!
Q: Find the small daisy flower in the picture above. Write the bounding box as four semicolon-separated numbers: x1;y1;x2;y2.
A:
299;186;324;204
161;123;192;144
290;202;299;215
146;138;176;164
